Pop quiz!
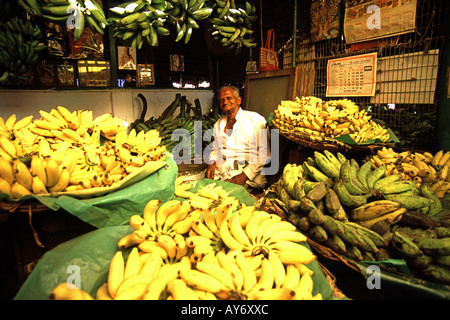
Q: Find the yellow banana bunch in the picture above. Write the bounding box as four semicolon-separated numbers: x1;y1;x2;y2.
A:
0;108;169;200
271;96;390;143
370;147;450;198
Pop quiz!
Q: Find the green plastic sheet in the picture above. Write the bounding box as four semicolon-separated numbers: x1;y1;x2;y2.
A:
14;177;343;300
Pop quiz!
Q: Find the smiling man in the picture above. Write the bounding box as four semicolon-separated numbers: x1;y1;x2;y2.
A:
205;85;270;190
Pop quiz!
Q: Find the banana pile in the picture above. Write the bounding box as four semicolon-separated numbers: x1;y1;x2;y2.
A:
209;0;258;52
271;96;391;143
265;149;450;285
389;224;450;285
369;147;450;198
275;162;389;263
33;0;107;40
0;107;167;200
107;0;213;48
50;181;322;300
133;94;221;159
0;16;46;84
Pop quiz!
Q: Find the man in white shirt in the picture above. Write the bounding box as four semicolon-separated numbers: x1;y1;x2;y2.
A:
205;85;270;190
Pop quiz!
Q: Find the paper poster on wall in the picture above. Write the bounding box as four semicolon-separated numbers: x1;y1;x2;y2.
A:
310;0;342;42
326;52;377;97
117;46;137;70
344;0;417;44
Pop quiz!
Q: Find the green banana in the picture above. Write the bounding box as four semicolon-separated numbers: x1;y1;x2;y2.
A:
384;193;434;210
366;165;387;190
378;180;417;194
392;231;423;258
373;174;402;191
340;160;366;195
333;179;368;208
419;184;443;216
314;151;340;179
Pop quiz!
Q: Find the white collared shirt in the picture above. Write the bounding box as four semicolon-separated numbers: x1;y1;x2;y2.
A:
208;108;270;182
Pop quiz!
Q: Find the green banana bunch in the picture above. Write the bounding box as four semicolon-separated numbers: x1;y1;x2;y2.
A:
267;150;446;269
209;1;257;52
0;16;45;85
166;0;213;44
39;0;107;40
108;0;170;48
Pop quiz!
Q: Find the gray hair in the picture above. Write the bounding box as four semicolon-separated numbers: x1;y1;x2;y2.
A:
218;85;240;98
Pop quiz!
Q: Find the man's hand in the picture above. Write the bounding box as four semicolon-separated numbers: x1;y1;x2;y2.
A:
205;163;216;179
226;172;249;186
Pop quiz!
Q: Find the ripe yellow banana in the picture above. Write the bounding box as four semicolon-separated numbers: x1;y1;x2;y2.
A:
11;180;32;199
272;241;317;265
114;274;150;300
219;218;246;251
294;272;314;300
266;230;307;244
244;211;271;245
216;250;244;291
48;167;70;192
260;220;297;244
268;250;286;288
108;251;125;299
123;247;143;280
142;199;161;232
156;234;177;261
202;207;219;234
156;200;182;228
229;212;252;248
0;157;15;184
95;283;113;300
44;158;61;187
5;114;16;132
30;154;48;186
195;261;235;290
251;287;296;300
191;219;217;240
117;230;147;249
49;283;94;300
140;250;163;277
0;134;17;158
234;251;257;292
179;268;228;294
167;279;199;300
13;160;33;191
142;277;170;300
129;214;153;235
32;175;48;194
0;178;12;198
281;264;301;289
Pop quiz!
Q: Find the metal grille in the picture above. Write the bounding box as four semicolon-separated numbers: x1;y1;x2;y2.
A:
260;0;449;151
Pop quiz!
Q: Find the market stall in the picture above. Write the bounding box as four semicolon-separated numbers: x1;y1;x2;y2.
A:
1;0;449;302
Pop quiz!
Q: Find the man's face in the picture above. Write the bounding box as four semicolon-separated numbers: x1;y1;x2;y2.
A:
219;88;241;114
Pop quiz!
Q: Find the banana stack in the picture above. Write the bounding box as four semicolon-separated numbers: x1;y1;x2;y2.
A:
209;0;258;52
264;149;450;285
107;0;171;49
38;0;108;40
0;16;46;84
388;225;450;285
369;147;450;198
0;107;167;200
50;182;322;300
271;96;391;143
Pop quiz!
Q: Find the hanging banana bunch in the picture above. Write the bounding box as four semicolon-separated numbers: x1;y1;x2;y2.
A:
209;0;257;52
0;16;45;85
38;0;108;41
166;0;213;44
108;0;171;48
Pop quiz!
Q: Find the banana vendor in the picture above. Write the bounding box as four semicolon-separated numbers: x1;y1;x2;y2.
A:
205;85;270;191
